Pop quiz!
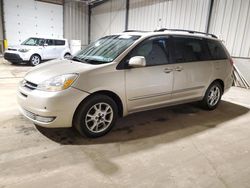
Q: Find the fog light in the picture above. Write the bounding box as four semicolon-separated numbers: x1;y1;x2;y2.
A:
35;115;55;123
23;108;56;123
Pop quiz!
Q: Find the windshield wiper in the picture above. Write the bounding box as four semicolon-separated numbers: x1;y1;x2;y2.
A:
72;57;86;63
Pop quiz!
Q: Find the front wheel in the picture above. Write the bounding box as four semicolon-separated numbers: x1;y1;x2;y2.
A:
201;82;223;110
29;54;41;66
73;95;118;138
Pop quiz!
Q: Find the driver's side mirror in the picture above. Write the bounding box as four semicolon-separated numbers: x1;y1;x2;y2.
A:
128;56;146;68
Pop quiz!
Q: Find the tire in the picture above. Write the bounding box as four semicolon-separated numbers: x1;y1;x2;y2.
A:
73;94;118;138
64;53;71;59
29;54;41;66
201;82;223;110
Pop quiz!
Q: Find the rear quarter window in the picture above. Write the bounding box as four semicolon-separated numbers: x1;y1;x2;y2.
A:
206;39;228;60
55;40;65;46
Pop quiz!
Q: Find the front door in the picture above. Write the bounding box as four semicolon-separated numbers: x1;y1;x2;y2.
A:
125;36;175;113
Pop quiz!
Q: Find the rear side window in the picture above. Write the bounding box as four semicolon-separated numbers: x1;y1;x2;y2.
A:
129;37;169;66
55;40;65;46
206;39;228;60
46;39;54;46
173;37;209;63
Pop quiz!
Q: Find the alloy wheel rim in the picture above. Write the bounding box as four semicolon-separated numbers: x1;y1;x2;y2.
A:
208;85;220;106
85;102;113;133
32;56;40;65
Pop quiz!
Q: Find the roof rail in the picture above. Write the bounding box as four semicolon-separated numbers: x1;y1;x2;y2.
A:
123;30;149;33
155;28;218;38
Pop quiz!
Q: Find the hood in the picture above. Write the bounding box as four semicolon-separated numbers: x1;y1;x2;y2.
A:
7;45;21;51
25;59;97;84
8;45;37;51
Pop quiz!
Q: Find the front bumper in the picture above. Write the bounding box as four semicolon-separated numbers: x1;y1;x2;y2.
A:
17;84;89;128
4;52;23;63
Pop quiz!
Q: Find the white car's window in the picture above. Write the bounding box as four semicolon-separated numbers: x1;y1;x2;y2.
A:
46;39;54;46
55;40;65;46
21;38;45;46
72;35;140;64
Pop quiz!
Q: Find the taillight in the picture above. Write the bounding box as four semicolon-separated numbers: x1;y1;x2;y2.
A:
229;58;234;66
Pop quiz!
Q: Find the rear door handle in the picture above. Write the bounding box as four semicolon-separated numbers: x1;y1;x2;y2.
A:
164;68;173;73
174;66;183;72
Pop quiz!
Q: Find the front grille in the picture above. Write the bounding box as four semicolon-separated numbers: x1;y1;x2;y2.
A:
24;81;38;90
4;52;22;63
4;52;20;59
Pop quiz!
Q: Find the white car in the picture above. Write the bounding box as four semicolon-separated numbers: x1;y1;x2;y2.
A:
4;37;71;66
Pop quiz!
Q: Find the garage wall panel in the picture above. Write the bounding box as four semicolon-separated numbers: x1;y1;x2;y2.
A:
3;0;63;46
64;1;88;47
90;0;126;41
0;0;4;54
128;0;210;32
209;0;250;57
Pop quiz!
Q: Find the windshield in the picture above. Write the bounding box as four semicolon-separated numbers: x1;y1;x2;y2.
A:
72;35;140;64
21;38;45;46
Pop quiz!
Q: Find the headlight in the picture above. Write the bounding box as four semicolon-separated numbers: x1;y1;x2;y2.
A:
37;74;78;91
18;49;30;53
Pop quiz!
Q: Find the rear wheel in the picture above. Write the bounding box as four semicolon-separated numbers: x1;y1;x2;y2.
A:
201;82;223;110
29;54;41;66
64;53;71;59
73;94;118;138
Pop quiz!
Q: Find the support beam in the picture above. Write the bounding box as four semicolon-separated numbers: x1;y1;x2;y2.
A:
88;4;91;44
206;0;214;33
125;0;129;31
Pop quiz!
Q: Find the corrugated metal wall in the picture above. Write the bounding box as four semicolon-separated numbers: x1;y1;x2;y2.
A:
209;0;250;58
90;0;126;41
90;0;210;40
4;0;63;46
0;0;3;54
0;0;3;41
64;0;88;48
128;0;210;32
89;0;250;58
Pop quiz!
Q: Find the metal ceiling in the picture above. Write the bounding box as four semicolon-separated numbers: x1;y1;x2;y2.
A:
65;0;108;6
35;0;108;6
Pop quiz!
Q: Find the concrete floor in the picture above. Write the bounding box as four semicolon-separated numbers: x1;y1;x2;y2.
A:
1;59;250;188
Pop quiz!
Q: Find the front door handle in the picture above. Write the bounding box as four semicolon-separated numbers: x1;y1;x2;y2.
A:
164;68;173;73
174;66;183;72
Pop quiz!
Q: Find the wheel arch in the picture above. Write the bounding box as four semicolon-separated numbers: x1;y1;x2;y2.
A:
211;79;224;93
73;90;124;120
30;53;42;60
64;52;71;56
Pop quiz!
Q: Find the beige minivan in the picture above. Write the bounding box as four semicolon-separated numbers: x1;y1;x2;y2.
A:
17;29;234;137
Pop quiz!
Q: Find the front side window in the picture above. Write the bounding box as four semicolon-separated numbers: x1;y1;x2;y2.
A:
21;38;45;46
72;35;140;64
129;37;169;66
173;37;209;63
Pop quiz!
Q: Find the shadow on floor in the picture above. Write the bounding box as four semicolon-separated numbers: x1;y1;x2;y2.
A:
36;101;249;145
